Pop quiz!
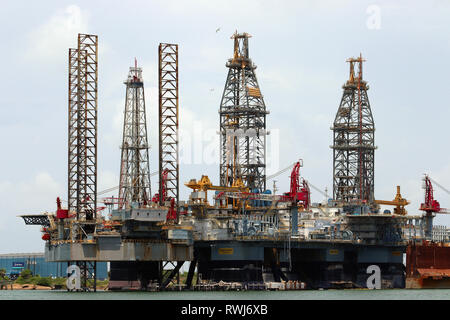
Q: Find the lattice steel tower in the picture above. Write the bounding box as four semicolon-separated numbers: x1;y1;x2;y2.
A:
219;32;268;191
67;34;99;291
68;34;98;223
331;54;376;204
118;60;152;209
159;43;179;207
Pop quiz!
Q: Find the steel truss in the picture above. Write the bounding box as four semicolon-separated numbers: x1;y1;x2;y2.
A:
219;32;268;191
158;43;179;208
68;34;98;224
331;55;376;204
118;62;151;209
20;215;50;226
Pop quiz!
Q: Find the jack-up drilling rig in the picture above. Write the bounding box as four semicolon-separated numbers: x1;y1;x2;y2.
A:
21;34;100;291
177;38;406;289
20;36;193;292
107;45;191;291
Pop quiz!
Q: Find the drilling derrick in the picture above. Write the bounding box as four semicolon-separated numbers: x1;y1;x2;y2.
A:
118;60;152;209
159;44;179;211
68;34;98;227
219;32;268;191
331;55;376;205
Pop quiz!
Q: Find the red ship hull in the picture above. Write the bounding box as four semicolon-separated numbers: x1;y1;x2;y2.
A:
406;241;450;289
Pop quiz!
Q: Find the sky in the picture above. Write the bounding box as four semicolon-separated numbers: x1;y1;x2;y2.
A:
0;0;449;253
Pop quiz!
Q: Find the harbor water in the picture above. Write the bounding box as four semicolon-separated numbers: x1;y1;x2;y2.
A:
1;289;450;300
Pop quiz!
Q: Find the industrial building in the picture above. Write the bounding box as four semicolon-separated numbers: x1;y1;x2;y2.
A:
0;253;108;279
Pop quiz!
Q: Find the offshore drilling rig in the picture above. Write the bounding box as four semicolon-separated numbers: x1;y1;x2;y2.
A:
178;35;407;288
20;32;448;291
21;35;192;291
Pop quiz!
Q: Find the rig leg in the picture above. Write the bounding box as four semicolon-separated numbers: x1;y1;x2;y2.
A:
272;263;288;282
161;261;185;289
185;258;197;289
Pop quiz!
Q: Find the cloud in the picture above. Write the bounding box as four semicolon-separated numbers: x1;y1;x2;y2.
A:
150;0;353;21
24;5;89;62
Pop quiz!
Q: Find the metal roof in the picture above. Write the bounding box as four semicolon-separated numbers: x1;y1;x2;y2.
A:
0;253;44;258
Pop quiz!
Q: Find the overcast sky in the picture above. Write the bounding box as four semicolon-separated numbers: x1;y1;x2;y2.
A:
1;0;449;253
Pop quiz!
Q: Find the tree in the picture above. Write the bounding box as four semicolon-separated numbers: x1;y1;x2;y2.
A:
36;277;52;287
20;269;33;279
0;268;6;279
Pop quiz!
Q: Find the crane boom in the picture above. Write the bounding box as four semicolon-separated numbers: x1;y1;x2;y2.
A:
306;180;328;198
428;176;450;196
97;171;159;196
266;162;296;180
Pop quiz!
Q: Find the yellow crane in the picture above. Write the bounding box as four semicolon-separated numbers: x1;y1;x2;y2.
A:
374;185;410;215
185;175;249;207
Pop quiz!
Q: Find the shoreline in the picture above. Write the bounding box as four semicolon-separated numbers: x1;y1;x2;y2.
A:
1;283;108;291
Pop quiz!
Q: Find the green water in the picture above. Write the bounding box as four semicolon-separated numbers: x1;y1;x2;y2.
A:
0;289;449;300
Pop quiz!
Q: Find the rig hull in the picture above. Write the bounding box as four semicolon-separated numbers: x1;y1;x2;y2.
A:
195;240;405;289
45;240;192;262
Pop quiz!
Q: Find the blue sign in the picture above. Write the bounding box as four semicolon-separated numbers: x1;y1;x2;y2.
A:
12;262;24;268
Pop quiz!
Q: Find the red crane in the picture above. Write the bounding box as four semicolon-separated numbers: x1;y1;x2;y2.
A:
56;197;69;219
151;169;177;222
285;161;310;209
419;175;449;215
166;198;177;221
152;169;169;204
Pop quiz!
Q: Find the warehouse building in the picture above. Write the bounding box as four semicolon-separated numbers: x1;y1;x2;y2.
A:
0;253;108;280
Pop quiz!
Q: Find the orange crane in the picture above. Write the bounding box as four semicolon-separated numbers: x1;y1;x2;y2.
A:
185;175;248;207
374;186;410;215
